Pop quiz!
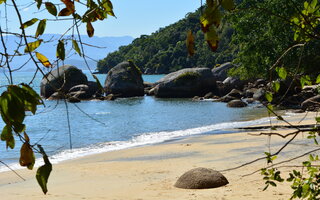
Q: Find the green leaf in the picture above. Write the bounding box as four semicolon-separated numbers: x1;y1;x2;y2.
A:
265;92;273;103
311;0;318;9
0;0;6;5
92;74;104;92
58;8;73;16
205;27;219;51
45;2;57;16
36;0;42;9
276;67;287;80
300;75;312;87
35;19;46;37
24;40;42;53
267;104;273;114
1;125;14;149
36;146;52;194
13;122;26;133
272;81;280;93
200;6;221;32
221;0;235;11
56;40;65;60
86;22;94;37
316;74;320;84
19;142;35;170
269;181;277;187
20;18;39;29
0;89;25;124
21;84;43;105
316;117;320;123
72;39;82;57
186;30;195;56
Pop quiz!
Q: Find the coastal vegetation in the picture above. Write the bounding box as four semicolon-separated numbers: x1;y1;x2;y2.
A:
97;0;320;81
96;10;235;74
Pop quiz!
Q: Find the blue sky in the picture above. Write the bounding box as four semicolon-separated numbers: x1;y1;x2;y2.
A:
2;0;199;38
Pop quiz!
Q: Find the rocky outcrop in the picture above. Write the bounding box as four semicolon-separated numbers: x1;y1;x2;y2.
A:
212;62;235;81
104;61;144;97
301;95;320;111
175;167;229;189
153;68;216;98
40;65;88;98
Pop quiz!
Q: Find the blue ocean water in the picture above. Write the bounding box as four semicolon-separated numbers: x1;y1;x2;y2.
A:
0;70;269;171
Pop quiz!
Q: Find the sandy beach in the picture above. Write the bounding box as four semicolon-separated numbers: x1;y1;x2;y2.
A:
0;112;319;200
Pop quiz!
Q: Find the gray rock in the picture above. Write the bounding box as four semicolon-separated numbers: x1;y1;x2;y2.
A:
204;92;214;99
47;92;65;100
154;68;216;98
67;96;81;103
175;167;229;189
222;77;246;91
245;98;255;104
68;81;101;99
254;79;266;87
226;89;242;99
212;62;235;81
40;65;88;98
104;94;117;101
227;100;248;107
245;88;258;98
219;95;237;103
104;61;144;97
253;88;266;101
301;95;320;110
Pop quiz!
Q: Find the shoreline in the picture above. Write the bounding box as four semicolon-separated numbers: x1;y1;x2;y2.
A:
0;113;272;173
0;111;318;199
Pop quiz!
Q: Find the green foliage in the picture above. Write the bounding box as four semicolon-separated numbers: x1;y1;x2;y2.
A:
229;0;320;80
291;0;320;42
36;145;52;195
286;155;320;199
24;39;42;53
96;9;235;74
261;167;284;191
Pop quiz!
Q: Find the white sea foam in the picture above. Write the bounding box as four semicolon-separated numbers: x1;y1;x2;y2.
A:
0;117;272;172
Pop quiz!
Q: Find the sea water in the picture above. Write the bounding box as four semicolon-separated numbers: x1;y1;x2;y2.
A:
0;71;270;171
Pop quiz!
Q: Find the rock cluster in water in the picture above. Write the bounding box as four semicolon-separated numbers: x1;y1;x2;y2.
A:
40;61;320;111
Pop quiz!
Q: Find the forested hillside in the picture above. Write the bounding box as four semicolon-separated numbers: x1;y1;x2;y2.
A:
96;9;234;74
97;0;320;79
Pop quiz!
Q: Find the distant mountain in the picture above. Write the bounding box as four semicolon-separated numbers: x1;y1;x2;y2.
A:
96;9;234;74
1;34;134;71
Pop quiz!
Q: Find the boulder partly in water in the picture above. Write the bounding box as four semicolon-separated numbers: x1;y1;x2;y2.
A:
104;61;144;97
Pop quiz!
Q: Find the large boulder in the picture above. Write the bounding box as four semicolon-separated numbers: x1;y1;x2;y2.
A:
301;95;320;110
104;61;144;97
227;100;248;108
175;167;229;189
212;62;235;81
40;65;88;98
153;68;216;98
222;77;246;91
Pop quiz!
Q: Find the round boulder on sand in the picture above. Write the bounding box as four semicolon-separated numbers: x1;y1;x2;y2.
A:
174;167;229;189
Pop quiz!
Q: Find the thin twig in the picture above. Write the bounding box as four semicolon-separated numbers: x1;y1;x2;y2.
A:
0;160;25;181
